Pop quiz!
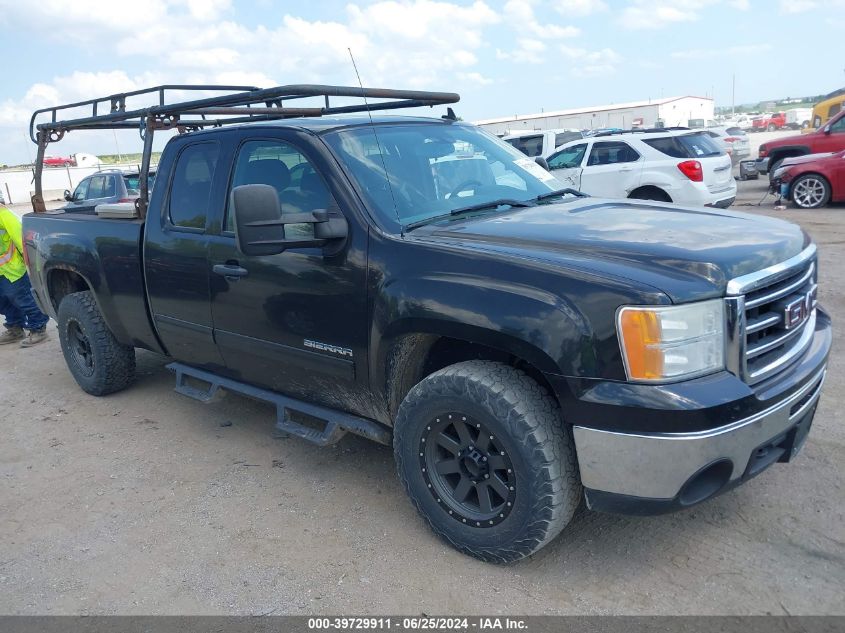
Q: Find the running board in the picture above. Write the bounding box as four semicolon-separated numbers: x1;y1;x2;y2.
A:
167;362;391;446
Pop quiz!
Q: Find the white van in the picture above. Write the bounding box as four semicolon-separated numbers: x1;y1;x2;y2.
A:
502;128;584;158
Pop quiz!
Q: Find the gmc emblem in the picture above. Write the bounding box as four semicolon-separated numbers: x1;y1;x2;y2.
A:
783;288;817;330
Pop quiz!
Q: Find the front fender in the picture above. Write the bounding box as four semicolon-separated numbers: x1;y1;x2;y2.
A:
372;272;595;379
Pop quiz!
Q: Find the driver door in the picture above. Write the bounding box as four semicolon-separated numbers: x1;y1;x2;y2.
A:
547;143;588;190
207;133;369;412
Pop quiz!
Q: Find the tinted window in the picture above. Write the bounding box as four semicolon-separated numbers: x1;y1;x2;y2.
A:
547;143;587;169
169;143;219;229
830;116;845;133
587;141;640;166
226;140;333;238
505;135;543;157
644;133;722;158
829;103;841;118
554;131;582;147
725;127;746;136
87;175;107;199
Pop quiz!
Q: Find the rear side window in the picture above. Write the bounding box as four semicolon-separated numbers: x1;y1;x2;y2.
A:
725;127;745;136
554;131;582;147
505;135;543;157
87;175;114;199
169;143;220;229
587;141;640;166
644;133;722;158
829;103;841;118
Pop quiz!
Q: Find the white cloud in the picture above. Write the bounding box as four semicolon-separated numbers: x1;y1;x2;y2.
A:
559;45;621;76
619;0;719;29
503;0;580;38
554;0;608;16
496;39;547;64
456;71;494;85
778;0;817;11
671;43;772;59
728;0;750;9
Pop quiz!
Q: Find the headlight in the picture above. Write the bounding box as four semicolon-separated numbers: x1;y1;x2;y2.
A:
617;299;725;382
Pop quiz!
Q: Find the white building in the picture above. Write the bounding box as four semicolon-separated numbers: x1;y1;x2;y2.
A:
474;96;715;135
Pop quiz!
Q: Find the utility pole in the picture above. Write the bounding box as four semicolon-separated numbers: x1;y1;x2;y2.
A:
732;73;736;117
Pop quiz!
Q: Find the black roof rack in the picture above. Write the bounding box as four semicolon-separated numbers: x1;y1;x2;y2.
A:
593;126;691;137
29;83;460;216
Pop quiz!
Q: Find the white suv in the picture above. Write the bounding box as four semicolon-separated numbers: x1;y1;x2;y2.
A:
545;129;736;208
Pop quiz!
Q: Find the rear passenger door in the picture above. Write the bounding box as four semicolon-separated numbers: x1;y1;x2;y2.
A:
580;141;642;198
144;140;226;368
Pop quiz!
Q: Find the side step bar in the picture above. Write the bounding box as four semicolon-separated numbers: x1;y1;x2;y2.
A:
167;362;392;446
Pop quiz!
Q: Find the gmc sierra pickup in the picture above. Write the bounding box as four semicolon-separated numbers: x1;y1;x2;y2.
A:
23;85;831;562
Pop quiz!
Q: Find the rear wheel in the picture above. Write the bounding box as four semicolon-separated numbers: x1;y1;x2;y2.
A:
57;291;136;395
767;123;776;131
628;187;671;202
791;174;831;209
394;361;581;562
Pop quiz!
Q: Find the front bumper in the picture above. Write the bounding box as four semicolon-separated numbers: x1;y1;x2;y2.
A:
565;307;831;515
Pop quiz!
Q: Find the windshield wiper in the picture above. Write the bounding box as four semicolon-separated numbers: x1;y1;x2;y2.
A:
404;198;535;232
534;188;589;202
448;198;535;216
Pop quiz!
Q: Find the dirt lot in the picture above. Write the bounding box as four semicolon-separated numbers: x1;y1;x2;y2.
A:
1;161;844;615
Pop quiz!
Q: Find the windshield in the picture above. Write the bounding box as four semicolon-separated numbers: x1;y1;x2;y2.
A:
324;123;557;230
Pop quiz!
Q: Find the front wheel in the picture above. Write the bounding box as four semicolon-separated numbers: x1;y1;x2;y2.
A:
57;291;136;395
791;174;831;209
394;361;581;562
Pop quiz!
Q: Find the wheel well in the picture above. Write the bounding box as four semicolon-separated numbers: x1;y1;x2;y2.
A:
385;335;560;418
47;268;90;311
770;149;805;165
629;185;672;202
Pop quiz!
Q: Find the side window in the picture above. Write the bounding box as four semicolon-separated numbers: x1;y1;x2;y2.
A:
588;141;640;166
506;135;543;157
830;116;845;133
554;132;581;147
87;175;106;199
226;140;334;239
169;142;219;230
829;103;841;119
72;179;90;201
103;175;116;198
547;144;587;170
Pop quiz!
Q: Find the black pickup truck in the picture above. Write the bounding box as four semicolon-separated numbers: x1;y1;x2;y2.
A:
23;85;831;562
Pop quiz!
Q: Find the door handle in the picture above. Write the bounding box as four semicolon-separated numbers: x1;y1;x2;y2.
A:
619;166;634;172
213;263;249;280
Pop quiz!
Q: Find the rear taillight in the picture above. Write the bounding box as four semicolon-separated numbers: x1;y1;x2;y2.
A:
117;198;134;203
22;229;36;269
759;145;768;158
723;137;739;143
677;160;703;182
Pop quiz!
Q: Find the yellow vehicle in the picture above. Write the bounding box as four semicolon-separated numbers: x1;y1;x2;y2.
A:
805;91;845;133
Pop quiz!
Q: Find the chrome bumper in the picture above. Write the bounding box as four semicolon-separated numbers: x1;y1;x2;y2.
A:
573;367;826;501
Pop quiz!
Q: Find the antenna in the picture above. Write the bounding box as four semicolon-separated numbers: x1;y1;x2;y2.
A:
347;48;404;236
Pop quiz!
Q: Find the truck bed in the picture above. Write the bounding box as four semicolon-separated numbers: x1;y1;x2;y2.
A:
23;212;164;354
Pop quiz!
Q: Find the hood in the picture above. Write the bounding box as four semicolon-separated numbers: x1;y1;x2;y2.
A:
782;152;838;167
414;199;808;303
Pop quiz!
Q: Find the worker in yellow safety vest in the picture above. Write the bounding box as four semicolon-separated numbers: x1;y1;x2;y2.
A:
0;206;49;347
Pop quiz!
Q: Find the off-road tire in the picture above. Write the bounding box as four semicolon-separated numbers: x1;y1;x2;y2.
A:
57;291;135;396
394;360;581;563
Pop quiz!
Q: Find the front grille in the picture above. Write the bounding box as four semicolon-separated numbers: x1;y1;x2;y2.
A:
726;246;818;384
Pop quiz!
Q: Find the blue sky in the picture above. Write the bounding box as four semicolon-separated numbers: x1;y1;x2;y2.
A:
0;0;843;163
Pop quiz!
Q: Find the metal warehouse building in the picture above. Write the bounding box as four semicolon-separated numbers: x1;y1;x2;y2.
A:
474;96;715;135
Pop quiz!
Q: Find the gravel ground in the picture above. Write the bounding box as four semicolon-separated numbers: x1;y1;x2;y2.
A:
1;147;844;615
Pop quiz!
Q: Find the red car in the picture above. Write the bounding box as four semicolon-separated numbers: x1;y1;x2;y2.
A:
758;109;845;177
42;155;75;167
752;112;786;132
772;149;845;209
